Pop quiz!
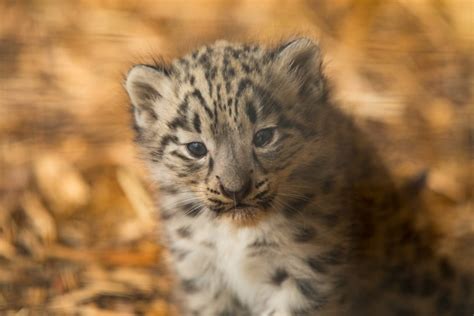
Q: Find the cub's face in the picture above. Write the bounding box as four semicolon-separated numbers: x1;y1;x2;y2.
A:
125;38;327;224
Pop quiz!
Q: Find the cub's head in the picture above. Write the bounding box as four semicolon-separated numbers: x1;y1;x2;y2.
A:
125;38;328;225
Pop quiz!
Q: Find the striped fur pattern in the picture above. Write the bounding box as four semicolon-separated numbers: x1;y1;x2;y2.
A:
125;38;473;315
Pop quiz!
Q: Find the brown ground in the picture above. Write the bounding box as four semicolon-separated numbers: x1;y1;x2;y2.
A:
0;0;472;315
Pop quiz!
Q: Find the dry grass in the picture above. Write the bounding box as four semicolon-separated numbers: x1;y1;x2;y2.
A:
0;0;472;314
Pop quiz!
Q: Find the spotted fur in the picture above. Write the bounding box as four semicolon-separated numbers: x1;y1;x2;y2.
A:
125;38;473;315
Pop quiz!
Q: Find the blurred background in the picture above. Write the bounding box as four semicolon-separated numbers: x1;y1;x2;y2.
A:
0;0;472;314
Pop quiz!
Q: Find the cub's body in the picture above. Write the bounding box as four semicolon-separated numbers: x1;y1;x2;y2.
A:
125;39;472;315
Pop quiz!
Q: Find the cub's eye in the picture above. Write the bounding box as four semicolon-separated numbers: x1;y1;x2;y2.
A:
253;128;275;147
186;142;208;158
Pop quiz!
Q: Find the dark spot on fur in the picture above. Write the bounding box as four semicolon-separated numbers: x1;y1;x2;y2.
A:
225;81;231;94
181;279;199;293
198;54;210;67
320;247;345;265
225;67;235;79
193;112;202;133
306;257;327;274
170;247;189;260
294;226;316;243
294;279;327;310
170;150;192;162
248;239;278;249
168;116;189;131
192;89;213;118
160;209;175;220
178;99;189;114
176;226;192;238
160;185;179;194
236;79;253;99
271;268;289;286
255;179;267;189
227;98;234;109
247;238;278;257
207;157;214;176
153;134;179;160
246;101;257;124
296;279;318;298
253;189;270;200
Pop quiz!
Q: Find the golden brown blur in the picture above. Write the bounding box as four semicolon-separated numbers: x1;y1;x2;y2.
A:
0;0;472;314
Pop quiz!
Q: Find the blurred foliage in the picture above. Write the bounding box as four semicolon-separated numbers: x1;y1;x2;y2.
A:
0;0;472;314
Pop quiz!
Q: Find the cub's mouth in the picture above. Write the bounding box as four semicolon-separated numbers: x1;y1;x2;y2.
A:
228;203;253;212
220;203;272;227
206;189;276;225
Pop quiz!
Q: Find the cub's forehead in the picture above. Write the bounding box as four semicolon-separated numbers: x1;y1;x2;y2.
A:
172;41;269;83
165;42;273;133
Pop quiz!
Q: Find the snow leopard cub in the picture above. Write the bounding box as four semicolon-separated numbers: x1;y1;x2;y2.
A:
124;38;472;315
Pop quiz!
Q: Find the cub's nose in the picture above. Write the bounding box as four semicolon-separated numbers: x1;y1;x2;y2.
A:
219;179;252;203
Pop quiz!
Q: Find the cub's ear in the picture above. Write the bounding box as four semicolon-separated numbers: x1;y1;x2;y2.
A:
272;37;322;76
271;37;326;99
124;64;173;128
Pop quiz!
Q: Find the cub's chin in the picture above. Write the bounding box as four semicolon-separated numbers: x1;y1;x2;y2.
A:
221;205;271;227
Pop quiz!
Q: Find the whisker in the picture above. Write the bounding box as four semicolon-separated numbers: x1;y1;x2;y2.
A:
183;203;204;217
273;196;305;218
159;196;203;210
